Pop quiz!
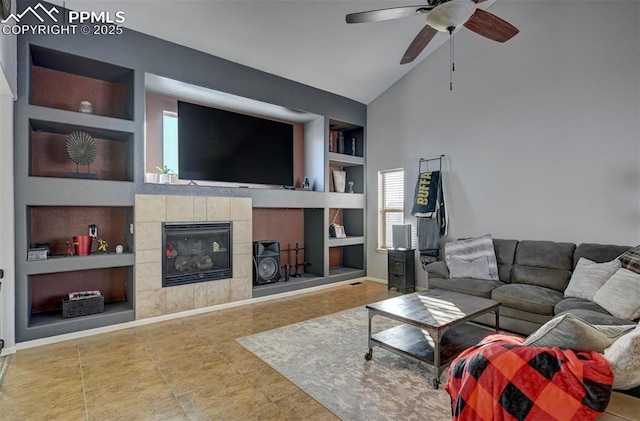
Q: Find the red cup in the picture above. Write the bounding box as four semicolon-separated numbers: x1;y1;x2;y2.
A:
73;235;92;256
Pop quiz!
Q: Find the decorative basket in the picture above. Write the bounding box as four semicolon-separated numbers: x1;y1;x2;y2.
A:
62;295;105;318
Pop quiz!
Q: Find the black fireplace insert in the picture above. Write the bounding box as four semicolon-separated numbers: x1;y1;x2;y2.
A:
162;222;232;287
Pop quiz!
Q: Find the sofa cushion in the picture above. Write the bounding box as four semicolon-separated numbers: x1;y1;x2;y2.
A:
444;234;499;281
425;261;449;279
604;325;640;390
555;297;611;316
428;277;504;299
564;258;620;301
448;256;492;280
500;306;555;325
492;284;564;315
556;308;636;326
574;243;631;269
493;239;518;283
512;240;576;291
593;268;640;320
523;313;635;352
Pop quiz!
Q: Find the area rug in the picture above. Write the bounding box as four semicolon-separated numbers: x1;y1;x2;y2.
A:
237;307;452;420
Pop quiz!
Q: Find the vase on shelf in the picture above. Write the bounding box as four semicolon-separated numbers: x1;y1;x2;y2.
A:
333;170;346;193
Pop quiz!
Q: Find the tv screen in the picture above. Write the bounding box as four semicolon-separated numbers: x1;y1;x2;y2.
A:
177;101;294;186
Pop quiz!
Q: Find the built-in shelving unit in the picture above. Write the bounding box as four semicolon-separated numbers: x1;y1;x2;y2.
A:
14;12;366;343
15;42;136;342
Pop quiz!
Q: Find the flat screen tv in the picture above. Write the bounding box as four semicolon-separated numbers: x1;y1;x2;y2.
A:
177;100;294;186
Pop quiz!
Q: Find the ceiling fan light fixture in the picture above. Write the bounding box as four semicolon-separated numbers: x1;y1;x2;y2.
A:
426;0;476;32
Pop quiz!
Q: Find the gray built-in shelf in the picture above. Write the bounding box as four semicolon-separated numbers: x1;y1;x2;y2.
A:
14;0;366;342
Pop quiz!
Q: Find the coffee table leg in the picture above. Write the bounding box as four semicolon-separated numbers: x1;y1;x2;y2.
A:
494;308;500;333
365;310;373;361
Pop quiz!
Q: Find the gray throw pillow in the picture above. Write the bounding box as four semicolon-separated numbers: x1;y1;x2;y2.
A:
444;234;499;281
604;324;640;390
564;258;620;301
523;313;635;353
448;256;492;281
618;244;640;274
593;268;640;320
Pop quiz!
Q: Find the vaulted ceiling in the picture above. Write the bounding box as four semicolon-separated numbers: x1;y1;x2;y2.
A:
51;0;510;104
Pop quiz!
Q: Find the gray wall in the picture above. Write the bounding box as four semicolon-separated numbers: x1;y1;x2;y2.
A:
366;1;640;284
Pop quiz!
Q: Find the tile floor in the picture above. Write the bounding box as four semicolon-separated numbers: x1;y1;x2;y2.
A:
0;280;398;420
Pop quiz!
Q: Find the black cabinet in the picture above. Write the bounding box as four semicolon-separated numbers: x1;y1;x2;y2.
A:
387;249;415;293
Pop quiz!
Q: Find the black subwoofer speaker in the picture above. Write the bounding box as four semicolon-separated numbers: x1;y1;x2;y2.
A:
253;240;281;285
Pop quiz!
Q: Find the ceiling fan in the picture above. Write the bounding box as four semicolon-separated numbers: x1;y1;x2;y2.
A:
346;0;519;65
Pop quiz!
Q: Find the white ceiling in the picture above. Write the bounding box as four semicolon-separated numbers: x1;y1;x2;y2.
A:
49;0;511;104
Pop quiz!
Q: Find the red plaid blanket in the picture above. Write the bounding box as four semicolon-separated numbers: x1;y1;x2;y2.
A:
446;334;613;421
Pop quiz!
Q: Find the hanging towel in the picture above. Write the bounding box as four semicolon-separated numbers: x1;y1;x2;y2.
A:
414;170;448;269
411;171;440;217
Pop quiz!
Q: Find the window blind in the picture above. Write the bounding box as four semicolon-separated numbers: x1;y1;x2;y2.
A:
378;168;404;250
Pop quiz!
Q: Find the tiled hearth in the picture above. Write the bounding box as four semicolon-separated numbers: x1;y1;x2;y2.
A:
134;194;253;319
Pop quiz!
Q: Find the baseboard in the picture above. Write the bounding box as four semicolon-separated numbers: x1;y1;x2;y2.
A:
0;346;16;357
16;278;370;350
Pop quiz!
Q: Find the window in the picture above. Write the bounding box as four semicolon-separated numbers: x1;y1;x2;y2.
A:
378;168;405;250
162;111;179;174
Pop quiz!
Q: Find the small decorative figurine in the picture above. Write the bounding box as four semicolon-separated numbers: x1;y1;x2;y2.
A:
115;244;124;254
97;238;108;253
66;240;74;256
348;180;354;194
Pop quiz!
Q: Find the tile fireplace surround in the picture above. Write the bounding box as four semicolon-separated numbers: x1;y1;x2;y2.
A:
134;194;253;319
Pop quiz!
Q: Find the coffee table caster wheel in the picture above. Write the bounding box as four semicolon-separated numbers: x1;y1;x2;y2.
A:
364;350;373;361
431;378;440;389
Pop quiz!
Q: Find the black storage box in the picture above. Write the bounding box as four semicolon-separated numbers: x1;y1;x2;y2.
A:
62;295;105;318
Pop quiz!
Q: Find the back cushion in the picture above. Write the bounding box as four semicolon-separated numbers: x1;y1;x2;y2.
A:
512;240;576;291
574;243;632;268
493;239;518;283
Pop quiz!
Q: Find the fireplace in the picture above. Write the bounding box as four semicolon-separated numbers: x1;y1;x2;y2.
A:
162;222;232;287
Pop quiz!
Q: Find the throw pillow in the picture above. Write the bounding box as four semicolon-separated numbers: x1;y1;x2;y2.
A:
444;234;499;281
448;256;492;281
564;258;620;301
593;268;640;320
603;324;640;390
618;245;640;274
523;313;635;353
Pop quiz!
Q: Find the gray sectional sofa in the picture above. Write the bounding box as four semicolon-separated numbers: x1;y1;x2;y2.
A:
425;239;636;335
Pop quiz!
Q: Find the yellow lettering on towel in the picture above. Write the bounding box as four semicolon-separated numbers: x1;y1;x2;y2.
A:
416;173;432;205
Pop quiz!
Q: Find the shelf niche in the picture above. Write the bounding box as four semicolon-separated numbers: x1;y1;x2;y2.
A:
29;119;134;181
30;267;128;314
329;244;365;274
329;120;364;158
252;208;324;279
28;205;133;255
30;45;134;120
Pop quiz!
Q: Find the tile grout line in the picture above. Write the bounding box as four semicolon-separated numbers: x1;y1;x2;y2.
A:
77;346;90;421
136;322;194;421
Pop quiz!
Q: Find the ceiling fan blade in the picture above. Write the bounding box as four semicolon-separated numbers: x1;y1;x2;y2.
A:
463;8;519;43
346;5;433;24
471;0;489;3
400;25;439;65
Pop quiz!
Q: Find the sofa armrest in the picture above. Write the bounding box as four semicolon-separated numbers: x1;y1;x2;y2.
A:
425;261;449;279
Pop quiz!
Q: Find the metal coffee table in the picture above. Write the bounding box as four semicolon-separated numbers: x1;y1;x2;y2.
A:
365;288;500;389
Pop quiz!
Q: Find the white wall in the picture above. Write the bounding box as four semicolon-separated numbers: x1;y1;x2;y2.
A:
0;6;17;96
0;68;15;352
367;1;640;283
